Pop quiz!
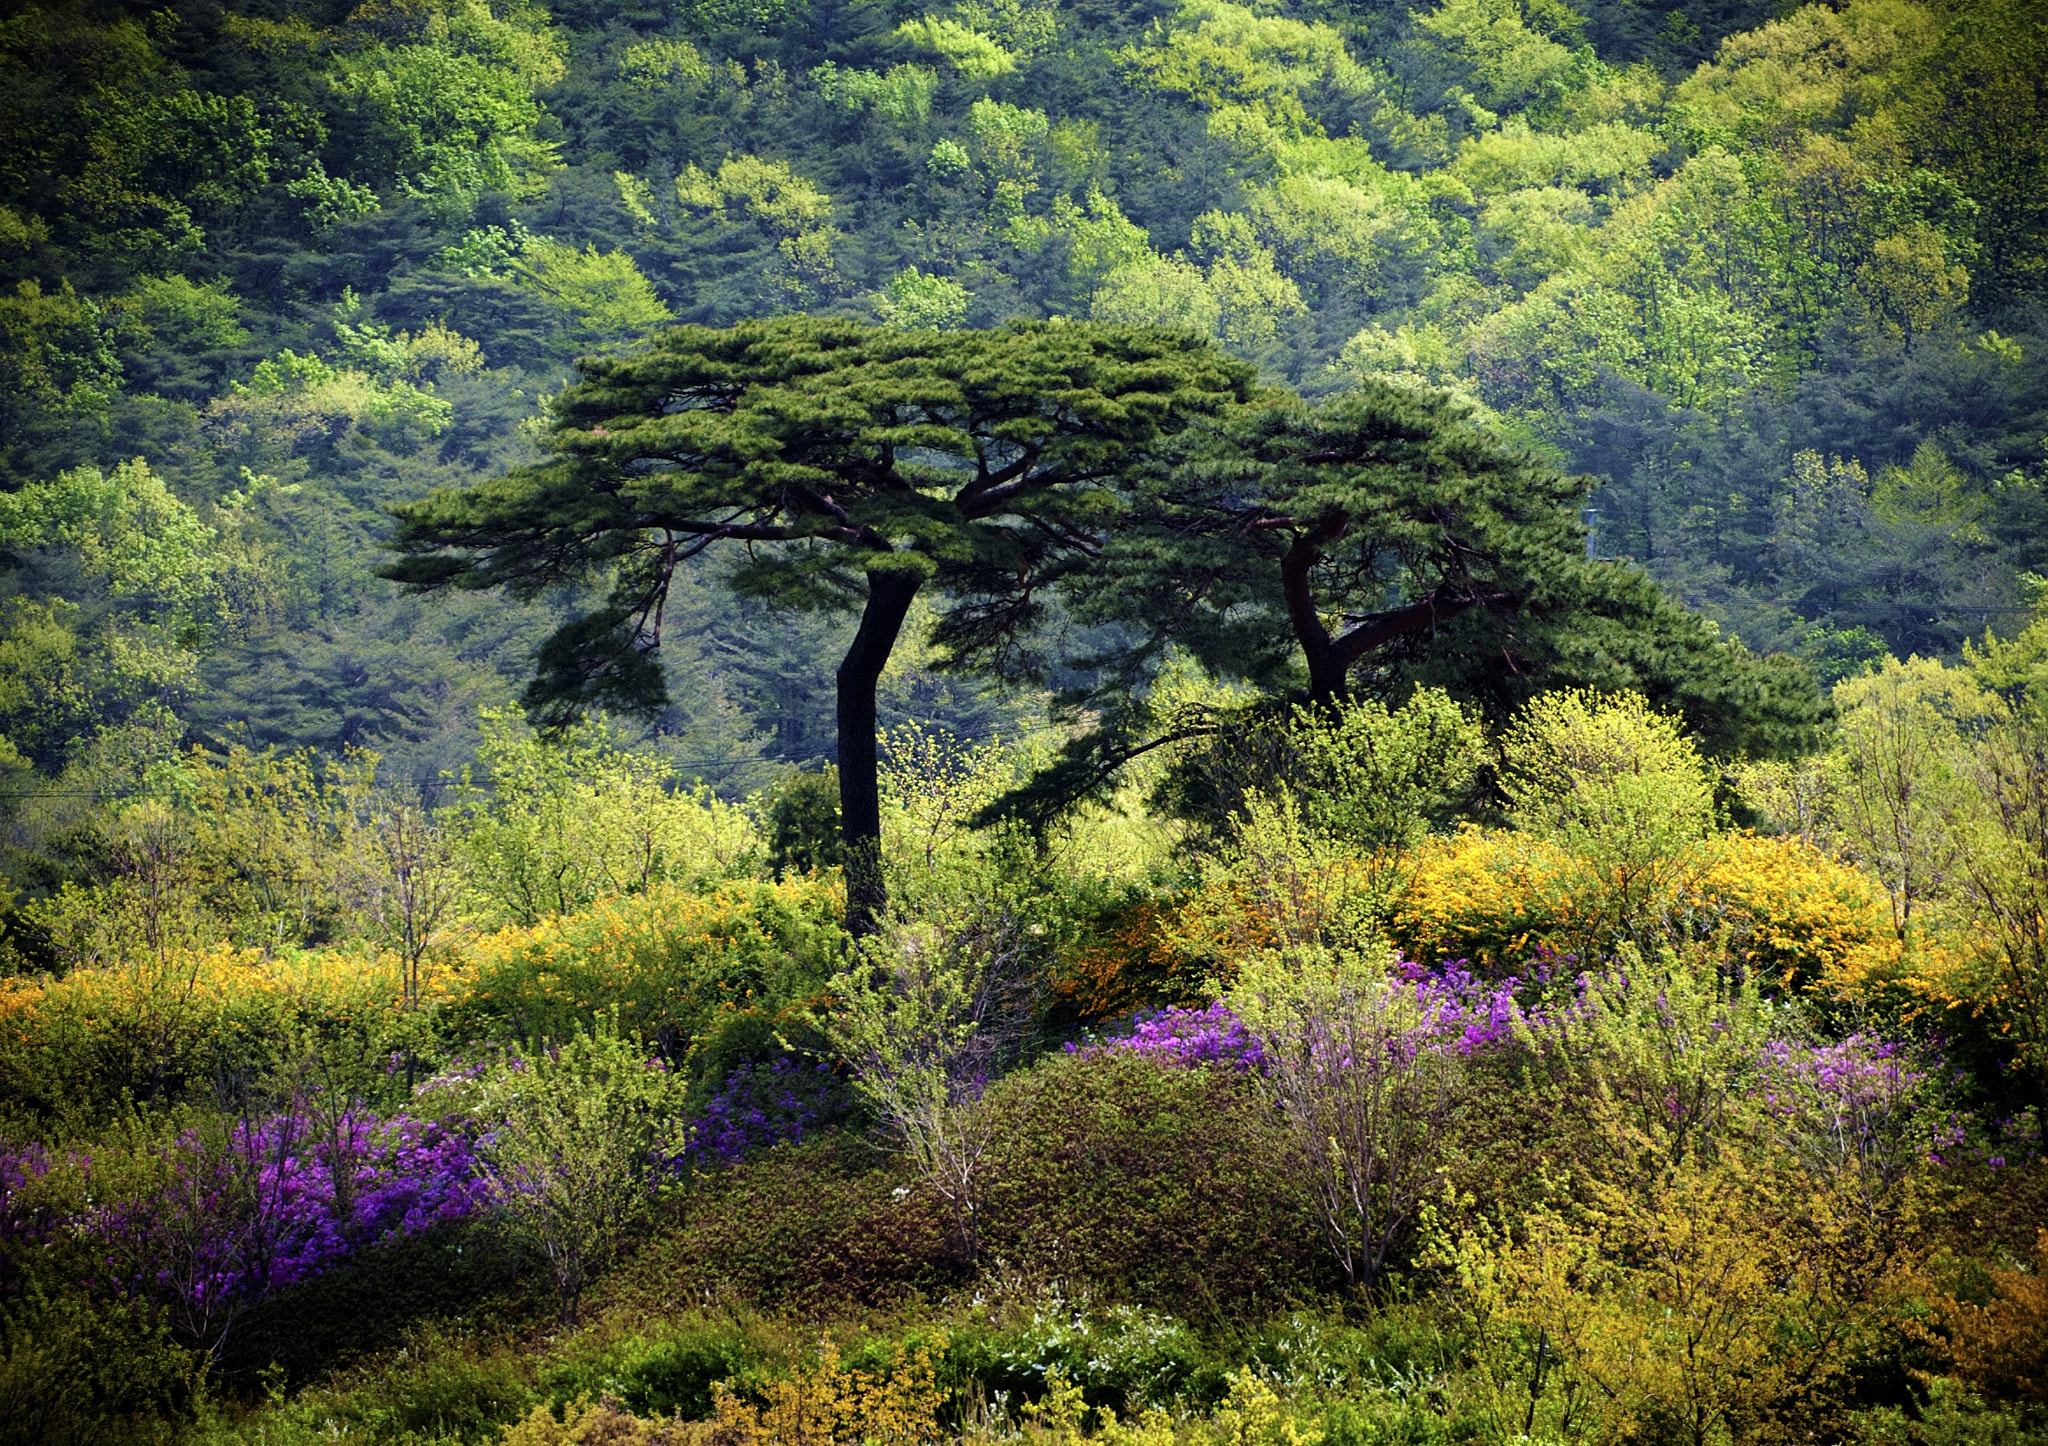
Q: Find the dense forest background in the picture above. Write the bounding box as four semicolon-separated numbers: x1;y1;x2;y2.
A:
3;0;2045;820
6;4;2048;1443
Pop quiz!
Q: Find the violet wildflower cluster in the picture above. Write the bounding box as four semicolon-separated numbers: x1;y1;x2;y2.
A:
1755;1033;1929;1201
1071;1002;1268;1071
1078;963;1542;1076
80;1108;482;1345
1395;960;1531;1055
681;1056;842;1167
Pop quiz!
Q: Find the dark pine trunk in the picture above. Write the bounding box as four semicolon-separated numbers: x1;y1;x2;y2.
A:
1281;511;1503;705
1282;514;1353;704
836;565;923;936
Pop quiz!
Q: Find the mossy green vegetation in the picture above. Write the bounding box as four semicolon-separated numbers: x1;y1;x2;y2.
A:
3;0;2048;1440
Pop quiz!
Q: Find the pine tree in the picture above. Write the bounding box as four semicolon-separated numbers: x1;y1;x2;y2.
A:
383;316;1252;930
993;380;1825;828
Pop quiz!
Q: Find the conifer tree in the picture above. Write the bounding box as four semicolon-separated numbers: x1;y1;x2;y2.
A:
993;381;1824;827
384;316;1251;930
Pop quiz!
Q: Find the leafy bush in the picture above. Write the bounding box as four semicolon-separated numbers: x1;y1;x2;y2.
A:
471;1017;689;1322
543;1316;769;1421
443;878;841;1056
947;1299;1215;1415
0;1290;201;1446
449;711;761;930
623;1137;961;1314
975;1051;1324;1314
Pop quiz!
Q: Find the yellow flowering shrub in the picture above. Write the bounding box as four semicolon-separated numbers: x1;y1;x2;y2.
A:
0;944;423;1122
498;1395;695;1444
1392;826;1580;969
1160;797;1400;989
441;876;843;1048
1457;1152;1919;1445
1393;826;1897;985
702;1336;946;1446
1692;832;1899;990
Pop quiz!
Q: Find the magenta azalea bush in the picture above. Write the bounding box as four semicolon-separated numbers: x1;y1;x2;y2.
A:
0;1107;485;1353
682;1056;842;1167
1070;1002;1267;1071
1077;962;1545;1074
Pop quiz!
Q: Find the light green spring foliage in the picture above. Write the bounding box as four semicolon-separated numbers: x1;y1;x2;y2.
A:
451;708;761;928
824;915;994;1231
329;0;565;219
878;719;1044;910
508;238;675;349
467;1012;687;1321
0;460;254;772
1940;609;2048;1074
1500;688;1714;872
1725;608;2048;1086
898;0;1058;78
17;740;463;971
1826;655;1990;935
201;291;482;456
667;156;841;306
1283;691;1484;857
1171;692;1484;964
811;60;938;126
0;459;229;633
617;37;710;89
439;220;673;351
875;266;971;329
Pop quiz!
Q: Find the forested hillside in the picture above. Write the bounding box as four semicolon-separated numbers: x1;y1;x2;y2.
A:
4;1;2048;1444
2;0;2044;802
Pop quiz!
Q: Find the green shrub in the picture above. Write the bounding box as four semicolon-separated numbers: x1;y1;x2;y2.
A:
0;1290;202;1446
945;1299;1217;1415
766;767;842;877
621;1136;962;1313
472;1016;690;1323
543;1316;770;1421
449;710;762;930
439;878;841;1062
975;1051;1327;1317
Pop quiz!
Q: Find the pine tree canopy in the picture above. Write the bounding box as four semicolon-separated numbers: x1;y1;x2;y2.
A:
985;381;1826;831
384;315;1255;926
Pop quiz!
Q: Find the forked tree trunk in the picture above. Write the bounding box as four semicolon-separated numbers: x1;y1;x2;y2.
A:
1280;514;1500;704
836;565;923;936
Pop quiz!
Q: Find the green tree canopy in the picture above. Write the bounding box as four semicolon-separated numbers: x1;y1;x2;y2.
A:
384;316;1253;927
993;380;1825;828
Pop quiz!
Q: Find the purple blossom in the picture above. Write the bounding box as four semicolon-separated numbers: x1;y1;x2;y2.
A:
678;1057;841;1168
1396;961;1528;1056
1075;964;1540;1077
1756;1034;1927;1202
1070;1002;1267;1071
84;1107;484;1349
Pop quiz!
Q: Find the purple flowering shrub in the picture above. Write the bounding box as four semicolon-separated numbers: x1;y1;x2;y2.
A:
1;1095;485;1355
1069;1002;1266;1071
1077;961;1539;1076
682;1056;844;1167
1757;1034;1931;1206
87;1108;483;1353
